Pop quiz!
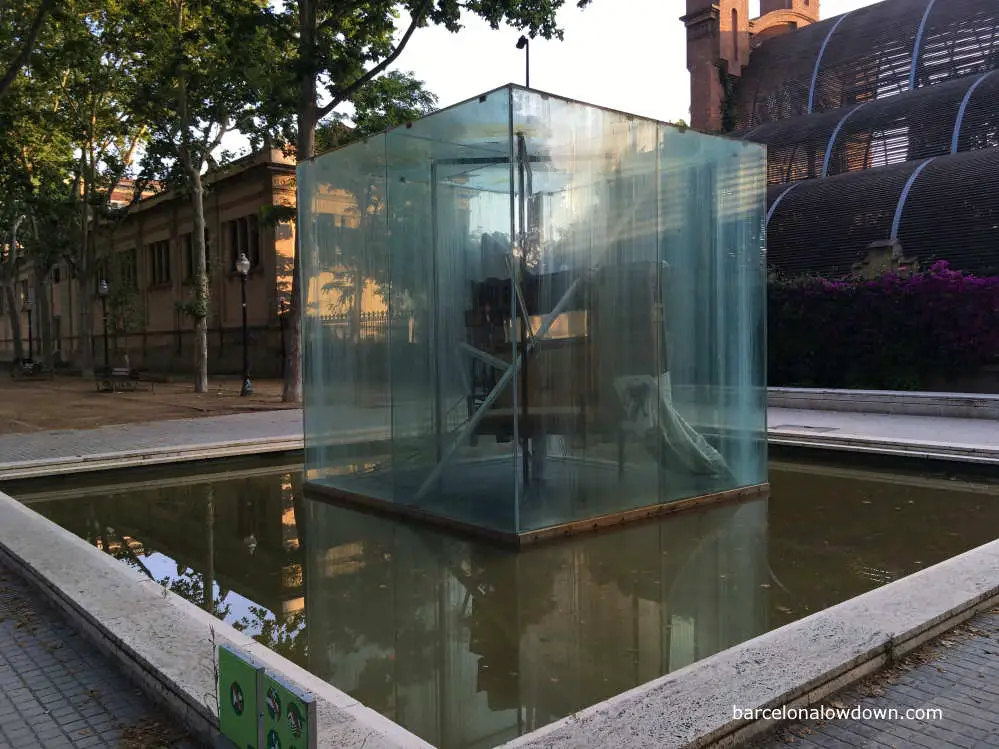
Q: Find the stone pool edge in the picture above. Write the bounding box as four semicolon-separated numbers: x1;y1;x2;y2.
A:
498;538;999;749
0;489;434;749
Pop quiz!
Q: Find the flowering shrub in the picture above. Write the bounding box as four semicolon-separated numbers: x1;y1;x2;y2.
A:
768;261;999;390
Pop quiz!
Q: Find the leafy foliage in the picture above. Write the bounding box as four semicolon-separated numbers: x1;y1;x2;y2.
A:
0;0;57;100
768;262;999;390
316;70;439;152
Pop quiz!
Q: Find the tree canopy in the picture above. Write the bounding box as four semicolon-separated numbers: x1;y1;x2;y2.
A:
1;0;597;391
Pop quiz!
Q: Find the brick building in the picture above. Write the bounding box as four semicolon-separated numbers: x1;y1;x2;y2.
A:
684;0;999;277
0;149;298;376
0;148;386;376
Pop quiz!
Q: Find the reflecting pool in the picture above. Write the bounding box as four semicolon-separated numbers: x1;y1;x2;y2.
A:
4;457;999;749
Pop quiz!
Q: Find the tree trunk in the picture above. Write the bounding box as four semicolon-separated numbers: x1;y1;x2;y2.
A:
33;272;53;370
78;269;95;376
2;283;24;361
204;485;215;614
282;0;317;404
190;168;210;393
78;157;96;378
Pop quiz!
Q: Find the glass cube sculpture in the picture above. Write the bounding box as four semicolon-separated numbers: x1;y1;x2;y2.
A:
299;85;768;542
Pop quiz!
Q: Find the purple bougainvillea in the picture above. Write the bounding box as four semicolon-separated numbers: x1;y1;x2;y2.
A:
768;261;999;389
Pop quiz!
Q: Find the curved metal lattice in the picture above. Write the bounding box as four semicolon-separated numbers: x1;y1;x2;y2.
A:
897;148;999;275
737;0;999;129
765;159;924;277
745;105;849;184
766;149;999;276
744;71;999;185
953;71;999;153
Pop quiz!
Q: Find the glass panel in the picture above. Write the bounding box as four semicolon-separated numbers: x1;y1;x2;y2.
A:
506;88;667;531
503;89;767;533
659;125;768;496
384;88;517;534
300;135;392;499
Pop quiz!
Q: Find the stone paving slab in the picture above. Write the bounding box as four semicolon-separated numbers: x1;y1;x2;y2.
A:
0;560;202;749
754;609;999;749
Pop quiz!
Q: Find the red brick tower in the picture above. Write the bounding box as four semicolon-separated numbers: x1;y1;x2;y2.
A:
682;0;750;132
759;0;820;21
684;0;820;131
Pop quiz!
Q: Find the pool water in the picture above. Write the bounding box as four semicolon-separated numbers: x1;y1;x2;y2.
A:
5;456;999;749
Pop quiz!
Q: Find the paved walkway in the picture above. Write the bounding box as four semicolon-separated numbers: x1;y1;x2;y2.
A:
1;404;997;480
0;560;201;749
0;410;303;480
756;608;999;749
770;407;999;464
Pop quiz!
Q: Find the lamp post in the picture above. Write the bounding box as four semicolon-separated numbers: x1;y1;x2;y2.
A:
22;293;33;361
98;279;110;373
236;252;253;396
516;35;530;88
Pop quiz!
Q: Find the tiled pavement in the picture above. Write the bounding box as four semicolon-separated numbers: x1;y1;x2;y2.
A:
755;609;999;749
0;561;201;749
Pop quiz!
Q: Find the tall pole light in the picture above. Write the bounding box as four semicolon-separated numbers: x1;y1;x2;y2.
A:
23;293;33;360
98;279;110;373
516;35;530;88
236;252;253;396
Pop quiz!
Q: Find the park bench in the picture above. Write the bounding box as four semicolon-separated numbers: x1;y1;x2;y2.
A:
9;358;51;380
95;367;155;393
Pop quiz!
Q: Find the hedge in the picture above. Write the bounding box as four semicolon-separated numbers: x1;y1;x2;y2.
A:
768;261;999;390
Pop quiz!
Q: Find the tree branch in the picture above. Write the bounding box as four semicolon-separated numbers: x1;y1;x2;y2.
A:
206;117;231;154
0;0;59;101
317;0;430;119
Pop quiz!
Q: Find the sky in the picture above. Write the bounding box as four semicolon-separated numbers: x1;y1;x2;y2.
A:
227;0;882;155
392;0;885;124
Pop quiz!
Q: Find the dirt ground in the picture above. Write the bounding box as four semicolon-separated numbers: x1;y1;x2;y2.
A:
0;373;298;434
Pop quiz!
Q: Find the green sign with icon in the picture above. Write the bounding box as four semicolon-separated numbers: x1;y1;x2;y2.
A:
217;645;316;749
262;671;316;749
218;644;265;749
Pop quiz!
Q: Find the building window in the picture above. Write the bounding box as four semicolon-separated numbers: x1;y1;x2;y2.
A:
148;239;171;286
20;279;29;306
224;215;260;272
182;229;212;280
113;248;138;289
53;266;61;284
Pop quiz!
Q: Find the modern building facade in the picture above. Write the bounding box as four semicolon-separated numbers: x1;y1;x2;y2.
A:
685;0;999;277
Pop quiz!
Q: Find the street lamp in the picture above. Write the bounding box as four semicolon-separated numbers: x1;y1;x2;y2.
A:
516;35;530;88
98;279;110;374
236;252;253;396
22;293;33;361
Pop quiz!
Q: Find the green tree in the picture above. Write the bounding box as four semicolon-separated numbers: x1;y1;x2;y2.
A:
1;0;149;375
133;0;277;392
268;0;594;403
0;1;79;370
0;0;58;101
